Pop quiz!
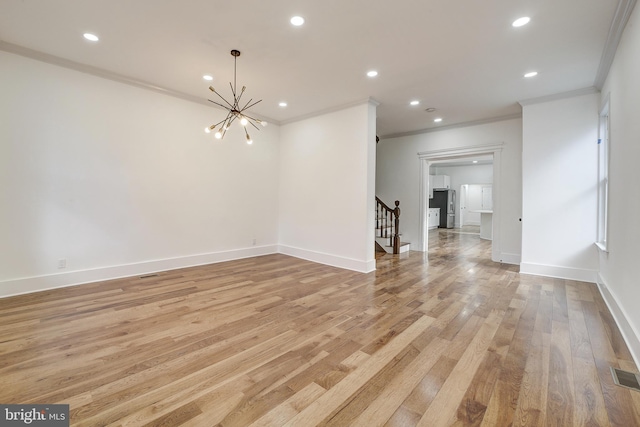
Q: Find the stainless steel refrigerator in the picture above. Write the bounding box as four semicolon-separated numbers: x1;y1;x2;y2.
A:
429;190;456;228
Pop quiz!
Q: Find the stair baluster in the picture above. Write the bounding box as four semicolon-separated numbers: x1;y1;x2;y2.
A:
375;197;402;254
394;200;401;254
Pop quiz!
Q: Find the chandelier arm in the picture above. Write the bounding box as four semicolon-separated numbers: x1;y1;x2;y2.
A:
222;113;233;136
229;81;237;100
240;113;262;124
210;90;235;109
246;120;260;131
226;113;238;127
242;98;263;111
239;97;253;112
207;99;234;110
211;118;227;128
235;87;247;109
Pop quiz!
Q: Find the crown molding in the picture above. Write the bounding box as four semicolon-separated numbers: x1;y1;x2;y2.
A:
380;113;522;140
0;40;279;125
279;97;380;126
518;86;599;107
594;0;638;89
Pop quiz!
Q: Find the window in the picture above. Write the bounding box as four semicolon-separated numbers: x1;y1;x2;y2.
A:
596;98;609;251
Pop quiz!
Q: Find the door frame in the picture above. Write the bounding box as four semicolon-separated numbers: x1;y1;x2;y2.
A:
417;143;503;261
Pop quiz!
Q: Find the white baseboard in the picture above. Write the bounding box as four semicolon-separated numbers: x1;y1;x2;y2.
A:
278;245;375;273
498;253;521;265
0;245;278;299
519;262;597;283
596;274;640;369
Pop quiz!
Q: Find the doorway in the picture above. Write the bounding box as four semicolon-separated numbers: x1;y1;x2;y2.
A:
418;143;504;262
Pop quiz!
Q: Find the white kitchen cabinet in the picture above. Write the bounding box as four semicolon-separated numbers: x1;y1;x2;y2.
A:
428;175;450;198
431;174;450;190
428;208;440;229
429;175;434;199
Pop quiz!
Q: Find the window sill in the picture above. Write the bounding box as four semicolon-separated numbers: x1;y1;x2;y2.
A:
595;241;608;253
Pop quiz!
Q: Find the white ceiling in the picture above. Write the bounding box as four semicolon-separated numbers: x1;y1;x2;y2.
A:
0;0;623;137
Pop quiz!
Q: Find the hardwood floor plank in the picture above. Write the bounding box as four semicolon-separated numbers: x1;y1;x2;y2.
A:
399;355;458;420
455;350;504;426
512;329;550;427
282;315;435;426
349;337;449;426
321;344;421;427
479;294;539;427
572;357;611;427
546;320;576;427
248;382;327;427
417;310;503;426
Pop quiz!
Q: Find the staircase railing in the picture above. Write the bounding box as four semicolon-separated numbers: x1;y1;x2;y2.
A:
375;197;401;254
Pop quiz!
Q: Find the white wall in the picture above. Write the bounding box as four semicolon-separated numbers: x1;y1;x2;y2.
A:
598;4;640;365
520;92;599;282
431;164;493;226
376;118;522;263
278;101;377;272
0;51;280;297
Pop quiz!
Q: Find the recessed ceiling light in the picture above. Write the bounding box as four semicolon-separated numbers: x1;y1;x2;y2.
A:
512;17;530;27
367;70;378;78
291;16;305;26
410;100;420;106
83;33;99;42
203;75;213;81
524;71;538;78
434;118;443;123
473;160;478;164
279;102;287;107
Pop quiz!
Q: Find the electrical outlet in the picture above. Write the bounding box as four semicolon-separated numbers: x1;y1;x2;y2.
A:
58;259;67;269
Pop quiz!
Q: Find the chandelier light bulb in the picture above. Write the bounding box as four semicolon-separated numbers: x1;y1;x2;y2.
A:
205;127;211;133
214;131;222;139
260;120;268;127
240;117;249;126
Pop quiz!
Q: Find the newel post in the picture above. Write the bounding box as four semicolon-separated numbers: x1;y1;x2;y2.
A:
393;200;401;254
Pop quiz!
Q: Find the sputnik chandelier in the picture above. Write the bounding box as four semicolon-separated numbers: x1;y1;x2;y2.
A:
206;49;267;144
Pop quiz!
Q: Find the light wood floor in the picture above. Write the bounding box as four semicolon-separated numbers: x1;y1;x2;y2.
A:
1;230;639;426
